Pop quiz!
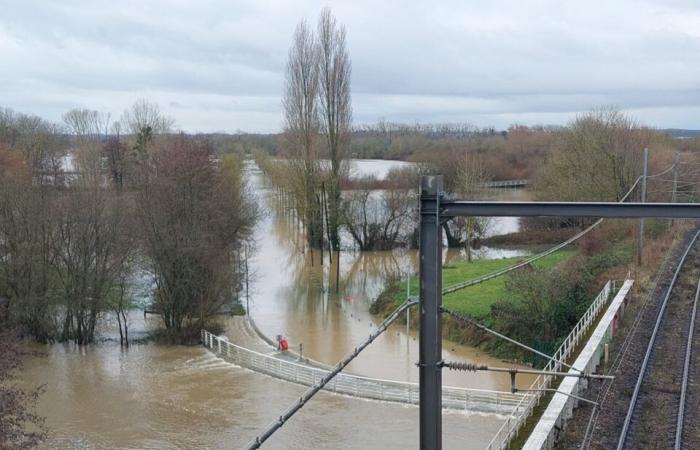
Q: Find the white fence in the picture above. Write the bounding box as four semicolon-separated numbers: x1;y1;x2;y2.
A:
201;330;525;415
486;280;613;450
523;280;633;449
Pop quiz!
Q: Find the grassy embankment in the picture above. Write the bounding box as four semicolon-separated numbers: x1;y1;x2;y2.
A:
390;249;576;319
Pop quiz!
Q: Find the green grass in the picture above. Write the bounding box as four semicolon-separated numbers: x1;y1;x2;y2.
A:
396;249;576;318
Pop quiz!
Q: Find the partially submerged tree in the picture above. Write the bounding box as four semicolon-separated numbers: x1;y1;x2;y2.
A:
135;137;256;339
342;171;414;250
317;6;352;251
0;142;58;342
109;271;132;347
51;183;130;344
283;20;323;250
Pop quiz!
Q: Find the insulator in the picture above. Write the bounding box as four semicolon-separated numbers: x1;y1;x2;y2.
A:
445;361;480;372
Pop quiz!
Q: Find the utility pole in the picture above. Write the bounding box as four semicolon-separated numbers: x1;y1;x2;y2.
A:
406;272;411;339
672;153;680;204
245;244;250;316
638;148;648;266
419;175;443;450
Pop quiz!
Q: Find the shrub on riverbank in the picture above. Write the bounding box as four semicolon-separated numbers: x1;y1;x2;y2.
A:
481;238;633;364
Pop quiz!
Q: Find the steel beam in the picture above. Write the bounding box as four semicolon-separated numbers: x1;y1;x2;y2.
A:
419;175;443;450
441;201;700;218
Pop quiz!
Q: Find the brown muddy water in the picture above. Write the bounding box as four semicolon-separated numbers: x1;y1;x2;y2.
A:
20;160;536;449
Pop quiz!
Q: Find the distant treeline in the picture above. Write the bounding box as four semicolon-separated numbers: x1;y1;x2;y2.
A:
216;121;700;182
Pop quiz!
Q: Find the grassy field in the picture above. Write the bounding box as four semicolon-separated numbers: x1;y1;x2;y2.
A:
395;249;576;318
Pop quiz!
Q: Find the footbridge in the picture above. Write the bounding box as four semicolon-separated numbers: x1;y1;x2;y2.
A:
201;328;526;415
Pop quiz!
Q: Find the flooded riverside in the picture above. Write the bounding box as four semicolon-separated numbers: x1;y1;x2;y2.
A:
247;160;535;390
21;159;537;449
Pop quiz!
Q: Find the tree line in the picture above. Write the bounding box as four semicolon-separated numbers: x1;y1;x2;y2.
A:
0;101;257;345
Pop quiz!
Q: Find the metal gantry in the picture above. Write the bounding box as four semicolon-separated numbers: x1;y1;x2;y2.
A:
417;175;700;450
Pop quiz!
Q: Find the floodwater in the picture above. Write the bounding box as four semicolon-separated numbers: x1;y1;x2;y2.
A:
248;163;535;390
20;159;536;450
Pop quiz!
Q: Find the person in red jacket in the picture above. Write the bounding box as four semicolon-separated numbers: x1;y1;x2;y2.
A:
276;334;289;351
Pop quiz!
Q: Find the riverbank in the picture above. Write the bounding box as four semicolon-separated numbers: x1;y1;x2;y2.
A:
387;249;576;318
370;248;576;364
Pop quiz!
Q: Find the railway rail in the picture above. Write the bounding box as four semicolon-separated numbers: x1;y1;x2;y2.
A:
612;228;700;449
580;229;700;450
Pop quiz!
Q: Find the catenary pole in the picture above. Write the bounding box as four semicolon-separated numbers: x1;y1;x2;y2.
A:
419;175;443;450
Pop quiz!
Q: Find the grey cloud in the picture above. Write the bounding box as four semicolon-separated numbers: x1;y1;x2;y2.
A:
1;0;699;131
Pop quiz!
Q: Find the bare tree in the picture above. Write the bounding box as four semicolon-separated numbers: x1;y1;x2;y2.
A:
455;153;492;261
134;137;257;340
317;6;352;251
0;136;60;342
63;109;112;187
283;20;323;249
62;109;111;145
538;109;648;202
342;172;413;250
120;99;174;160
103;137;129;190
120;99;173;136
51;178;131;344
110;270;132;347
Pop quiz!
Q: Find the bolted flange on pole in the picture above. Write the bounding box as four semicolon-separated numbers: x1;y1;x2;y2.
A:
419;175;443;450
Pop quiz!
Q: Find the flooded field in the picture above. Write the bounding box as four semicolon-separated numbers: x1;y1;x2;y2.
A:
21;159;535;449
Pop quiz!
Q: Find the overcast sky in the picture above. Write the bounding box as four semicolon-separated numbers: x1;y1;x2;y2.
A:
1;0;699;132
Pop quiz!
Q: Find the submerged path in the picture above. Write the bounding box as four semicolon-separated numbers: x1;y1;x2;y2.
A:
202;319;527;415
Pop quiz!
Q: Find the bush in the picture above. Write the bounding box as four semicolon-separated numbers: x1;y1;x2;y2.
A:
487;236;632;365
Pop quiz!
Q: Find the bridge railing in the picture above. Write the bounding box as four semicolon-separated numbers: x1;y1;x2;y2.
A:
201;329;526;414
485;280;613;450
480;179;530;189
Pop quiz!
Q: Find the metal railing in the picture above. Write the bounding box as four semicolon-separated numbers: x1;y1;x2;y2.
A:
201;330;525;415
486;281;613;450
480;179;530;189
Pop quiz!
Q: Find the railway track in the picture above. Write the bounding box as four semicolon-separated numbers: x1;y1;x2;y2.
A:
616;229;700;449
678;274;700;450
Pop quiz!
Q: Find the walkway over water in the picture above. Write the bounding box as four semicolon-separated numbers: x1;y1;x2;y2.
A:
201;328;527;415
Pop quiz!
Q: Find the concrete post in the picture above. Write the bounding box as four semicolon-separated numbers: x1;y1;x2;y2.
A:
419;175;443;450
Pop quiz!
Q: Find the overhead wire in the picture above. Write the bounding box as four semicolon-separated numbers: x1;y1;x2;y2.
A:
442;159;684;296
242;299;418;449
